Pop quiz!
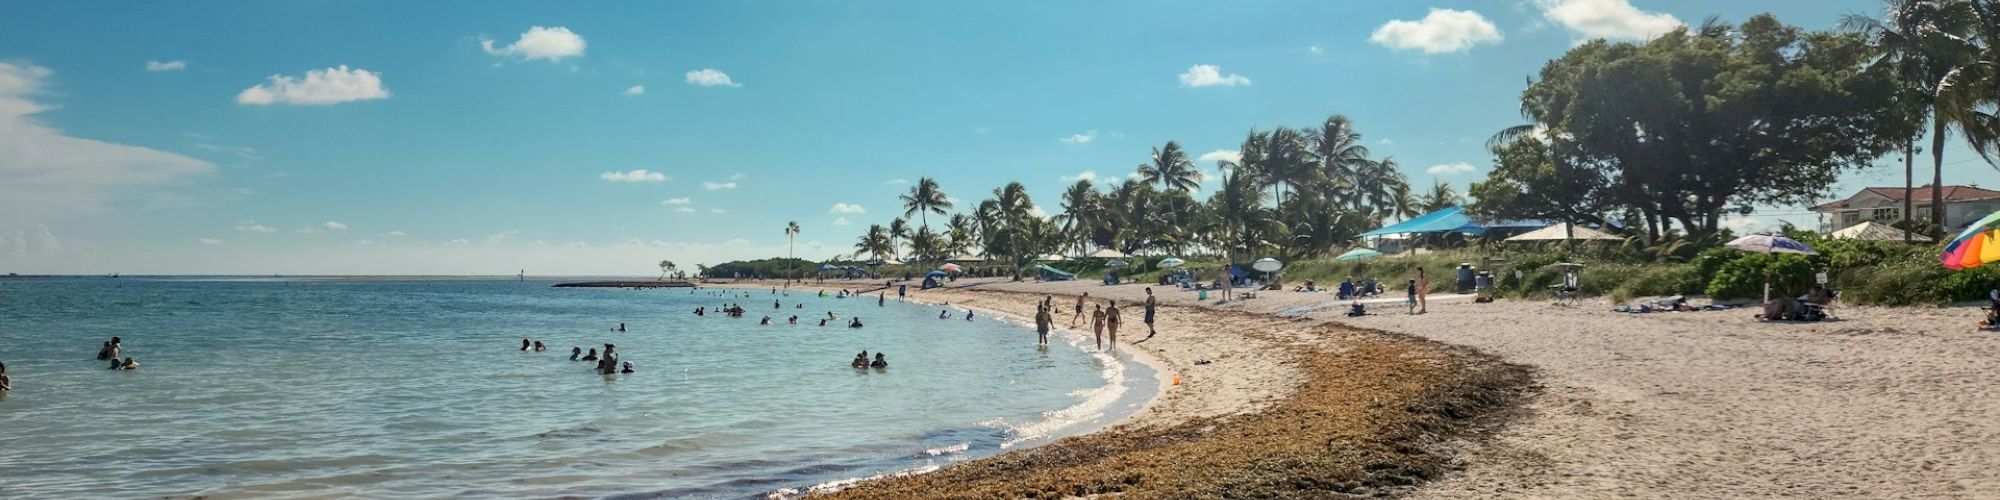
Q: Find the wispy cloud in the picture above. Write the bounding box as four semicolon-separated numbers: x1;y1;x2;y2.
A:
709;208;726;214
1060;129;1098;144
485;229;520;245
832;217;851;226
685;68;741;87
622;85;645;96
1177;64;1251;87
1535;0;1682;41
1369;8;1504;54
0;62;215;224
198;238;224;245
1061;171;1118;184
675;206;697;213
600;169;669;182
830;202;865;214
702;181;737;190
146;60;187;72
236;65;390;106
235;222;276;233
1197;149;1242;165
481;26;587;62
324;221;348;230
661;197;692;205
1426;162;1477;175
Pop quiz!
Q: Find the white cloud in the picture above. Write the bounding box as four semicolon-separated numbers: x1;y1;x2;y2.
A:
236;65;390;106
324;221;348;230
623;85;645;96
1197;149;1242;165
702;181;737;190
886;178;910;185
1369;8;1504;54
675;206;697;213
1377;138;1394;145
1060;129;1098;144
1309;45;1324;54
481;26;587;62
1177;64;1251;87
709;208;726;214
1536;0;1683;41
1061;171;1119;184
1426;162;1477;175
830;202;866;214
0;62;215;224
485;229;520;245
661;197;692;205
235;222;276;233
685;68;741;87
445;238;470;245
832;217;851;226
198;238;224;245
146;60;187;72
600;169;669;182
382;230;406;237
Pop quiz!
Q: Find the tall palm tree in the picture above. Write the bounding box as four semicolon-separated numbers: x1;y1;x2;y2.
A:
887;217;910;261
1261;128;1317;207
1056;179;1100;255
1389;181;1421;220
783;220;800;283
944;213;976;256
989;182;1035;280
899;177;952;230
907;227;944;264
1846;0;1977;238
1353;157;1408;214
1309;114;1372;209
1136;141;1201;193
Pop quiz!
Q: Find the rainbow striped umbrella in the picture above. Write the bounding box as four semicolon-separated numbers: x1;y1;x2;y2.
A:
1941;211;2000;270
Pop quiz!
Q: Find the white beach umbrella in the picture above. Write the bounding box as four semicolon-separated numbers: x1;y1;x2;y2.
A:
1157;257;1186;268
1251;257;1283;273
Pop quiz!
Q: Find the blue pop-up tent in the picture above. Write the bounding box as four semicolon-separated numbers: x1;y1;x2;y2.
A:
1361;206;1486;237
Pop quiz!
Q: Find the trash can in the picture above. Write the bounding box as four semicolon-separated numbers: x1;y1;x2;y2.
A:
1475;271;1493;291
1456;263;1475;294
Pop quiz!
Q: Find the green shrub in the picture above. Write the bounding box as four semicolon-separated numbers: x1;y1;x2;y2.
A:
1705;253;1817;299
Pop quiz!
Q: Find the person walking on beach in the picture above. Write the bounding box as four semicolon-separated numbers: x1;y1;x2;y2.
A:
1105;300;1121;347
1070;293;1088;327
1138;288;1159;342
1406;279;1419;314
1416;268;1430;314
1034;303;1052;345
1091;304;1106;350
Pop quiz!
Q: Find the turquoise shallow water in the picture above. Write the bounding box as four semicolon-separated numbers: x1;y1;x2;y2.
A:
0;278;1151;499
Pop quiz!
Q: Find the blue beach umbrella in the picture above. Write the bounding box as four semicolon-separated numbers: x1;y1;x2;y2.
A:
819;263;840;271
1724;234;1817;255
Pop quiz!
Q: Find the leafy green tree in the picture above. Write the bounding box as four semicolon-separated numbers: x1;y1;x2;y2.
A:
1518;14;1905;237
1308;114;1372;210
1468;137;1614;233
1137;141;1201;193
658;260;676;280
944;213;976;256
855;224;893;260
1417;180;1461;213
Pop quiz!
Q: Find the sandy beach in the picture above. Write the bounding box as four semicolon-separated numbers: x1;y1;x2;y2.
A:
741;276;2000;498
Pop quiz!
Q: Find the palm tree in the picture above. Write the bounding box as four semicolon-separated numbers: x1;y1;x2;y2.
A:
1136;141;1201;193
855;224;893;260
783;220;800;283
1309;114;1372;209
1418;180;1461;212
944;213;976;257
658;260;675;280
907;227;945;264
1389;181;1421;220
887;217;910;260
1846;0;1978;238
1353;157;1408;214
1056;179;1100;254
900;177;953;230
1261;128;1317;207
989;182;1035;280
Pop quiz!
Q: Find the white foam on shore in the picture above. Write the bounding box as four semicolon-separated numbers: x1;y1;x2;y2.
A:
767;463;942;499
912;299;1136;449
923;442;970;456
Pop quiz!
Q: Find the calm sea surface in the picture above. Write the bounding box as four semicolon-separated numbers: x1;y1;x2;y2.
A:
0;278;1151;499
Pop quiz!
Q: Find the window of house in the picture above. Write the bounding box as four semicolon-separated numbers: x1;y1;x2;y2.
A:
1843;212;1860;224
1871;207;1896;220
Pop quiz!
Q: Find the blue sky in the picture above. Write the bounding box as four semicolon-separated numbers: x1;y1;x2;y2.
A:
0;0;1990;275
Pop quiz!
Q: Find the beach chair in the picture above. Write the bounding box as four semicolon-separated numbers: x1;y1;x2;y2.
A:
1550;272;1580;306
1799;289;1840;321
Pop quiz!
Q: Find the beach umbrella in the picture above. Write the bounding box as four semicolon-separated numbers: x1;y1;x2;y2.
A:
938;263;962;272
1832;221;1931;242
1335;248;1383;261
1251;257;1283;273
1087;248;1129;258
1942;210;2000;270
925;270;948;277
818;263;840;271
1725;234;1817;302
1106;259;1130;268
1157;257;1186;268
1724;234;1818;255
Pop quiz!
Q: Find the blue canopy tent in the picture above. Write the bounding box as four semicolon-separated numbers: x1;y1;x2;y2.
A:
1361;206;1486;237
1033;264;1076;281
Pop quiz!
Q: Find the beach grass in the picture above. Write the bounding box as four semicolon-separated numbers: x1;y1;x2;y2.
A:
826;325;1532;499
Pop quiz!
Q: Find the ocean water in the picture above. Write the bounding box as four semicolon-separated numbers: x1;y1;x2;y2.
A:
0;278;1152;499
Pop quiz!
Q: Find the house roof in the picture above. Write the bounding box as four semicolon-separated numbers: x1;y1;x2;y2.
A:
1811;185;2000;211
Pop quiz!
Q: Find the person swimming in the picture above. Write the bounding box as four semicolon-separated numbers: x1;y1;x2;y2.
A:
0;361;10;392
521;338;531;351
696;307;705;316
121;357;138;370
848;317;863;328
939;310;950;319
621;361;634;374
851;352;869;368
533;341;546;352
97;341;113;360
870;353;887;369
570;346;582;361
818;318;828;327
827;311;837;320
581;348;599;361
965;310;974;321
109;358;124;370
618;323;627;332
788;315;798;324
760;316;773;325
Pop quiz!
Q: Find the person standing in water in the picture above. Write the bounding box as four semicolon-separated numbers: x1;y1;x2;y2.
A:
1091;303;1107;350
870;353;887;368
878;293;885;307
1070;293;1088;327
570;346;582;361
97;341;113;360
1105;300;1121;348
520;339;531;351
1034;303;1052;345
1;361;11;392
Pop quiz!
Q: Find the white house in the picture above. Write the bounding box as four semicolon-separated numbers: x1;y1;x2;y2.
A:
1811;185;2000;232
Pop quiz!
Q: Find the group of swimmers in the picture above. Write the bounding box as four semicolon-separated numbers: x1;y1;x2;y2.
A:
938;309;975;321
524;338;634;374
96;336;139;370
850;351;888;369
699;305;863;328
